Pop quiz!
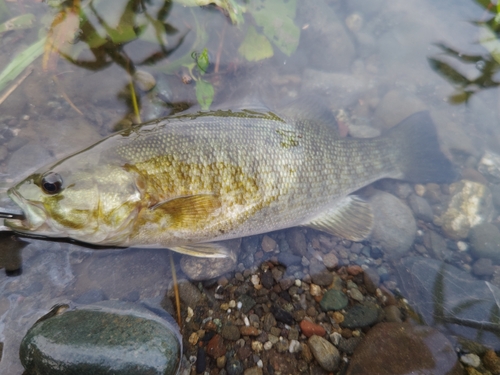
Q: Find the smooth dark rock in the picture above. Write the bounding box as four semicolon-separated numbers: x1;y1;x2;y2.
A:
261;271;274;289
270;306;294;325
469;223;500;263
320;289;349;311
20;301;181;375
408;194;434;222
196;346;206;374
472;258;495;277
341;303;380;328
310;258;333;286
286;229;308;256
226;359;244;375
346;323;463;375
368;190;416;259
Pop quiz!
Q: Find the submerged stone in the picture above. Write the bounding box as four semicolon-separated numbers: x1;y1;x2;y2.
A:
20;300;182;375
437;180;493;240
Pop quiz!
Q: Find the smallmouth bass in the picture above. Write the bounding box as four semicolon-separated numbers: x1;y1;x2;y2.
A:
5;106;455;258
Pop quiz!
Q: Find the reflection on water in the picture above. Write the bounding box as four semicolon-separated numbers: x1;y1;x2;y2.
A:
1;0;500;373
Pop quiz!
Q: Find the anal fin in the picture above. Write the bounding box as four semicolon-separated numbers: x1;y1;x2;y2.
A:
304;195;373;241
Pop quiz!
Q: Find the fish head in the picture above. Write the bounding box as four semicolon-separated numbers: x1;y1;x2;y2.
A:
5;161;143;245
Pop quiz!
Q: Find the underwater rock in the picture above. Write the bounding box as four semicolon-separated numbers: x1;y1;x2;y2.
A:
437;180;493;240
134;70;156;92
368;190;416;259
469;223;500;264
20;300;181;375
346;323;463;375
396;256;500;350
478;151;500;183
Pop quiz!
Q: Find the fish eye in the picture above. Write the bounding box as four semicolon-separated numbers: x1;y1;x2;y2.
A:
41;172;63;195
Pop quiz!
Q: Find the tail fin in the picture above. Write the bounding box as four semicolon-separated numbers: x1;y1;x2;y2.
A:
387;111;457;183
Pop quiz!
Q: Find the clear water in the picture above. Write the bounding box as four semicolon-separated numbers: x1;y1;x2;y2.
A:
0;0;499;373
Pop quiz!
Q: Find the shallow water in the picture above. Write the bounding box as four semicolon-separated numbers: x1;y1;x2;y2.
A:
1;0;500;373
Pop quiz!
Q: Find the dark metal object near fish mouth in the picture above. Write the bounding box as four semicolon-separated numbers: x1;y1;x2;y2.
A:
0;210;25;220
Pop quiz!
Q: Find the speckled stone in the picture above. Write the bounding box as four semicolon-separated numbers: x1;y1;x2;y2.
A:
221;324;241;341
341;303;380;328
307;335;340;372
320;289;349;311
19;301;181;375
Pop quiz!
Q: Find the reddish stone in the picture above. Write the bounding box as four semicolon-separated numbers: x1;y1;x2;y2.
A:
240;326;261;336
206;334;226;358
299;320;326;338
347;265;363;276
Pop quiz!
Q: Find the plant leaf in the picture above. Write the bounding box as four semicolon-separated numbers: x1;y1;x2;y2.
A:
196;48;210;73
248;0;299;56
173;0;245;24
0;14;35;34
195;79;214;110
0;37;45;93
238;25;273;61
479;24;500;65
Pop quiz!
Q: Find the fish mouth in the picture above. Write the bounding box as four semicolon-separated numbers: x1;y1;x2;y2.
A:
5;188;47;232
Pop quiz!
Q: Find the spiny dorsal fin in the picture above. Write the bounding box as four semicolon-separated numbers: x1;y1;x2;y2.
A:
151;194;221;228
304;195;373;241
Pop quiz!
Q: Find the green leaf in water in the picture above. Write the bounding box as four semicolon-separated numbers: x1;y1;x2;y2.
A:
248;0;299;56
195;79;214;110
238;25;273;61
0;37;45;93
479;24;500;65
193;47;210;73
0;14;34;34
173;0;245;25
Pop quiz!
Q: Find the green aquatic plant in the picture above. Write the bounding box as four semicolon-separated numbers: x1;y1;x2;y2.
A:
429;0;500;104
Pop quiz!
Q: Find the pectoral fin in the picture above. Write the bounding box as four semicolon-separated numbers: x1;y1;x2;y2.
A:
304;196;373;241
151;194;221;228
170;242;236;259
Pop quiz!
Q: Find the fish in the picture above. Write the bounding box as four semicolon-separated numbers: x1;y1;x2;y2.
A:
4;104;455;258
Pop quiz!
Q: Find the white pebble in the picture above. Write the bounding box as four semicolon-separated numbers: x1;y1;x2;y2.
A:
457;241;468;251
237;301;243;310
228;300;236;308
289;339;301;353
264;341;273;350
244;316;250;326
460;353;480;368
251;274;262;290
185;307;194;323
295;279;302;287
257;359;263;368
330;332;342;346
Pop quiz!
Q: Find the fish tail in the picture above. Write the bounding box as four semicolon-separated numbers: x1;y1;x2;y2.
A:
387;111;457;183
